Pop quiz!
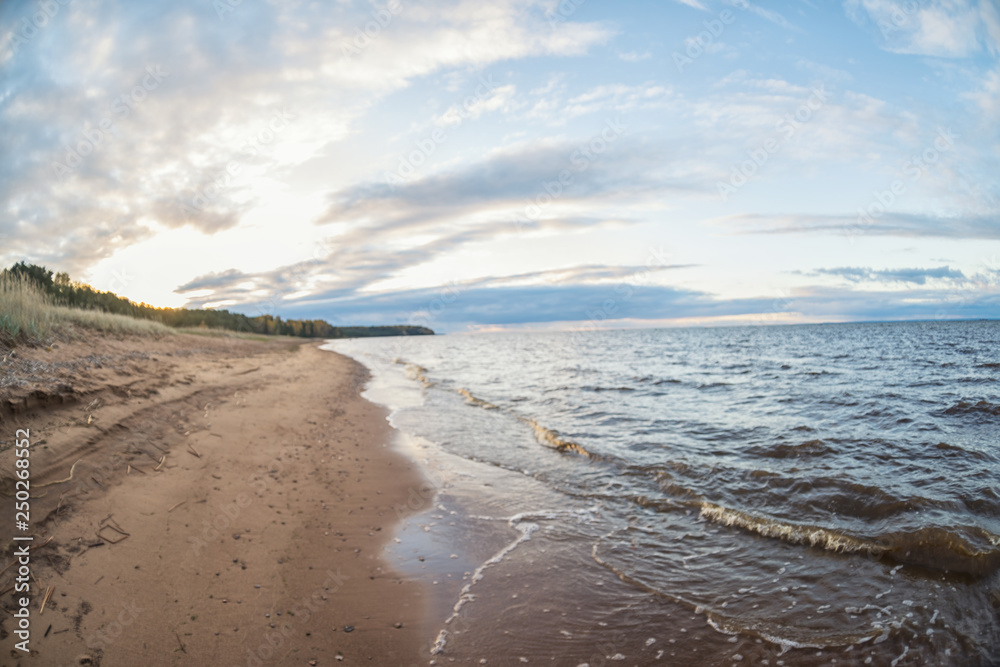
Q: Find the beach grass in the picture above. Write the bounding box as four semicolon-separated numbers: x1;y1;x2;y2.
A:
0;273;172;344
176;326;274;341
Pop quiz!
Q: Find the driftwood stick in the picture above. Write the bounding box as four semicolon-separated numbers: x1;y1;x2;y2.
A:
36;459;83;488
39;585;54;614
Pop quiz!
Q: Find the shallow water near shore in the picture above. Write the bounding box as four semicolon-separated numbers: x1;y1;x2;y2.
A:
327;321;1000;666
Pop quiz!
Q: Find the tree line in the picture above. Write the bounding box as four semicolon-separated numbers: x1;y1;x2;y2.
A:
2;262;434;338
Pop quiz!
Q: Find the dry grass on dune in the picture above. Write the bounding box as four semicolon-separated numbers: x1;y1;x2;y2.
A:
0;273;172;345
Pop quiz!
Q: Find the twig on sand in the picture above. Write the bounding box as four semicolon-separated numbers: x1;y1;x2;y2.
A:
31;536;54;552
167;501;186;513
187;444;201;458
97;529;128;544
154;455;167;471
128;464;147;475
36;459;83;488
39;585;54;614
173;630;187;653
97;515;130;544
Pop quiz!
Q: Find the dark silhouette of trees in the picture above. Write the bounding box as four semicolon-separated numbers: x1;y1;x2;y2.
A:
1;263;434;338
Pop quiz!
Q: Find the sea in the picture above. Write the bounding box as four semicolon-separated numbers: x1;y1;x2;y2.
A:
326;321;1000;666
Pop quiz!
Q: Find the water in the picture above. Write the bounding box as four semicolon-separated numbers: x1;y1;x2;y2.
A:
328;321;1000;666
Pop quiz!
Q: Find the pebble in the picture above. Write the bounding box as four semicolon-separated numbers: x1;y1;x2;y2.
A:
394;622;403;629
344;625;354;633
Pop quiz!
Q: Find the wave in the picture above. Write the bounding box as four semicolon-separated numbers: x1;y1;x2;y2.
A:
942;400;1000;417
524;418;600;460
396;359;432;387
590;538;883;650
976;362;1000;369
580;385;637;392
458;388;499;410
699;502;879;555
445;381;600;461
632;375;682;385
699;502;1000;578
745;439;834;459
933;440;991;461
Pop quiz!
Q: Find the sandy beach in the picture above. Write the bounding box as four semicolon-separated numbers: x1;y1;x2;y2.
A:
0;333;429;666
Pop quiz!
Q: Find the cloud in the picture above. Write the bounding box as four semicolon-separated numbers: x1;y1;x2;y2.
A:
844;0;995;57
0;0;613;273
673;0;709;10
714;212;1000;240
741;2;800;31
319;133;701;232
249;281;773;328
176;270;1000;330
618;50;652;62
811;265;967;284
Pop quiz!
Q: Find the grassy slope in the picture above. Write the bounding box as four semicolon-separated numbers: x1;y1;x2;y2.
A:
0;274;172;345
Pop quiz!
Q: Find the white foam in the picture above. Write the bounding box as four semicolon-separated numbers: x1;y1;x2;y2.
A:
434;509;557;647
699;502;881;555
430;629;448;655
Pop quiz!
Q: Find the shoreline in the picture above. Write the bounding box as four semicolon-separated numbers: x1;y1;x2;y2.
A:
0;332;428;665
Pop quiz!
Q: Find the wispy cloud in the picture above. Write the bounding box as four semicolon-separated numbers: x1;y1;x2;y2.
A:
715;212;1000;240
811;265;967;284
843;0;996;57
0;0;613;273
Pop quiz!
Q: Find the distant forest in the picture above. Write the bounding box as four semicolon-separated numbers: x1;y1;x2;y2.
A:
3;262;434;339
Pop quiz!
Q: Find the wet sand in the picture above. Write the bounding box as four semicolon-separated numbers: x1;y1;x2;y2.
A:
0;332;429;666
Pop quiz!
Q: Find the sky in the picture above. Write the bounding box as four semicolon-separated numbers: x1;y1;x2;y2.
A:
1;0;998;333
